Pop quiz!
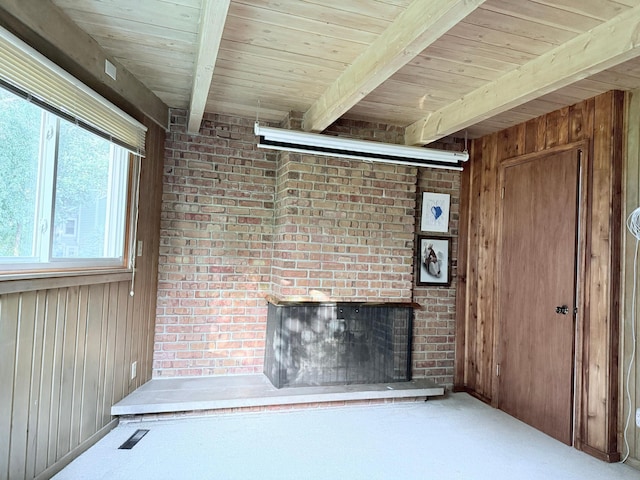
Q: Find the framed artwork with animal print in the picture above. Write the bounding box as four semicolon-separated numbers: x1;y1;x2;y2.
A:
416;236;451;286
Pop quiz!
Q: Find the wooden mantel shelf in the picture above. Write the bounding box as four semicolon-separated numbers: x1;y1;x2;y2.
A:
264;294;422;309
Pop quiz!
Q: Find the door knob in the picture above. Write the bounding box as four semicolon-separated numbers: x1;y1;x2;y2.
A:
555;305;569;315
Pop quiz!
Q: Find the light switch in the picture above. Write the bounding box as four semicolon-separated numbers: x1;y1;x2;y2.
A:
105;59;117;80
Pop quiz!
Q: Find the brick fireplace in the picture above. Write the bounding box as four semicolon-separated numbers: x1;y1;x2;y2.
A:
155;110;459;387
264;299;414;387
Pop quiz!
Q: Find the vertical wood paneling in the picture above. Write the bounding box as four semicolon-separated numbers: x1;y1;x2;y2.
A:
131;274;142;391
80;284;104;443
56;286;77;460
112;282;128;403
0;122;163;480
457;91;623;461
606;91;623;457
465;142;483;391
70;285;88;449
475;133;499;401
0;276;160;479
137;118;164;388
47;290;66;466
497;124;526;160
569;98;594;143
95;286;110;431
124;283;135;395
524;116;546;154
25;291;46;480
454;146;472;389
623;89;640;467
101;283;119;426
582;92;622;459
606;92;623;458
35;289;58;475
0;294;18;479
545;106;570;149
10;292;36;479
0;99;168;480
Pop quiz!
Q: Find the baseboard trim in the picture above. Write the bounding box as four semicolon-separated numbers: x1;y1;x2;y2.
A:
35;418;119;480
579;443;621;463
623;456;640;469
454;386;492;405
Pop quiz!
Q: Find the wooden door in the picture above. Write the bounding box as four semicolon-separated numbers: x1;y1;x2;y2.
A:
497;147;582;445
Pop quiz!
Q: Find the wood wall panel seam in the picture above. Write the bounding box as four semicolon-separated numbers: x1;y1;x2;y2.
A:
454;144;472;388
621;89;640;462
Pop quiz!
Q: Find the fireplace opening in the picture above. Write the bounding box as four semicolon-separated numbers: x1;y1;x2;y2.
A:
264;301;413;388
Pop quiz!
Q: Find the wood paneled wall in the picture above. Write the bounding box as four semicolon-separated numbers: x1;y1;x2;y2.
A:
622;89;640;468
0;119;164;480
456;91;623;461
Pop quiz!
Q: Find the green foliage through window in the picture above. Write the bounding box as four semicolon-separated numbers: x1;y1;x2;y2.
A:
0;86;132;271
0;89;40;257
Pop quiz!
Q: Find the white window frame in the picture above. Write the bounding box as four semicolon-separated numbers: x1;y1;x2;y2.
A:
0;25;146;278
0;104;136;274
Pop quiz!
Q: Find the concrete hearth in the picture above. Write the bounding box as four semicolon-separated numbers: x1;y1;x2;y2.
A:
111;374;444;416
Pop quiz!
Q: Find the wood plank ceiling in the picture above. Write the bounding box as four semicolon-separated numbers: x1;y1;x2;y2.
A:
52;0;640;143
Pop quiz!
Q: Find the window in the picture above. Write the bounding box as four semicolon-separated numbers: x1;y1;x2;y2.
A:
0;86;133;272
0;26;146;275
63;219;77;237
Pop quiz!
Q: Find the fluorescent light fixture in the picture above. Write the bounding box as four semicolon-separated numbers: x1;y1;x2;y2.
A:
254;122;467;170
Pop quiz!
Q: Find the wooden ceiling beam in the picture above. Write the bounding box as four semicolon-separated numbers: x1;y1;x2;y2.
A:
405;4;640;145
187;0;230;134
301;0;486;133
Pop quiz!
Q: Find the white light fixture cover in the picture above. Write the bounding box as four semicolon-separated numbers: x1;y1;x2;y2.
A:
254;122;467;170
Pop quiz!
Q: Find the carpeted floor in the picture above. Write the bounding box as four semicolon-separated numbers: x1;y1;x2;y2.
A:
54;392;640;480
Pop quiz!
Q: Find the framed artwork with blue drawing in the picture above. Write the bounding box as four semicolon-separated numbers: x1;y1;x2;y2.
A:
421;192;450;233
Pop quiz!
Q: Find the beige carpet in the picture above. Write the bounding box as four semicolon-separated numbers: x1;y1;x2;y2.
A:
55;393;640;480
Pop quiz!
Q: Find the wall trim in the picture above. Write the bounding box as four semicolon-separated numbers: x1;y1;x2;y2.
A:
0;271;132;295
34;418;119;480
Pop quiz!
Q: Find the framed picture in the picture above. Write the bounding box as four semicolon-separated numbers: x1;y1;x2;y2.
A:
416;236;451;286
421;192;450;233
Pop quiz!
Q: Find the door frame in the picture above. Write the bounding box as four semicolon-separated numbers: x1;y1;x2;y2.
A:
493;141;590;447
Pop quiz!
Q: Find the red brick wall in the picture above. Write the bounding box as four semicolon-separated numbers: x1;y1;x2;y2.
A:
155;111;275;376
412;167;461;386
155;110;461;386
270;150;417;301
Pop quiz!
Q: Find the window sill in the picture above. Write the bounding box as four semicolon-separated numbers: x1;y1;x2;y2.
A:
0;268;132;295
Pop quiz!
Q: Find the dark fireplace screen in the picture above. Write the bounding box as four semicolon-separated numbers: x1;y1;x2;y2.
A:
264;302;412;388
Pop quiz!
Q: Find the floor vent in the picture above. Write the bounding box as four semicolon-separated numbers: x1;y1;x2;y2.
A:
118;429;149;450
